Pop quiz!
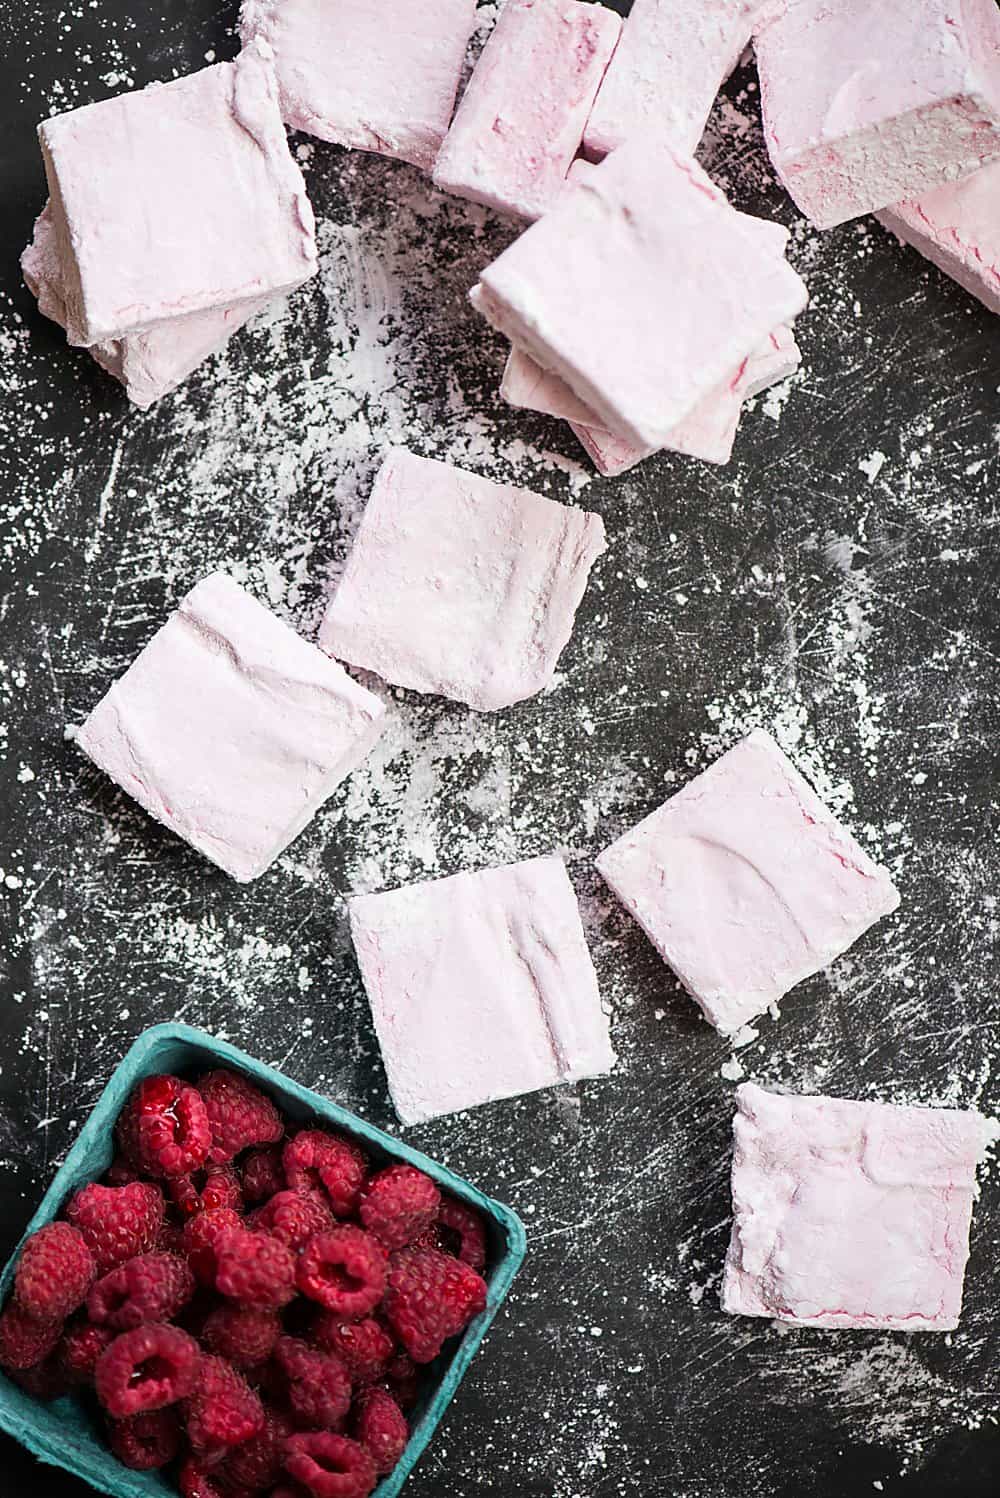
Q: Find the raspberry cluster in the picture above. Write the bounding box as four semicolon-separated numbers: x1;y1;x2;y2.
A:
0;1068;490;1498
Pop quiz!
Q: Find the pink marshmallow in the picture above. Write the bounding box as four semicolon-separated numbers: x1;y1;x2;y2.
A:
433;0;622;221
876;158;1000;316
596;728;900;1035
350;856;615;1125
239;0;477;171
471;144;808;450
75;573;386;883
756;0;1000;229
722;1083;991;1331
319;447;607;712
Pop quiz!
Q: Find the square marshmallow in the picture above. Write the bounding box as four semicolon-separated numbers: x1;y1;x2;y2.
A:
319;447;607;712
877;159;1000;317
240;0;477;171
433;0;622;220
39;42;317;347
471;144;807;450
76;573;386;883
21;205;269;410
757;0;1000;229
722;1083;990;1330
350;856;615;1125
596;729;900;1035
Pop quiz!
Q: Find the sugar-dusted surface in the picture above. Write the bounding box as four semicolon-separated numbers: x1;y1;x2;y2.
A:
1;4;1000;1496
876;159;1000;318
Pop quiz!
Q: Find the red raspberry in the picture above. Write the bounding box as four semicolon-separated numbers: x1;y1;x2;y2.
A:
14;1221;96;1321
58;1319;116;1384
202;1304;281;1367
184;1353;265;1457
283;1132;367;1218
383;1351;419;1411
312;1316;393;1385
274;1335;352;1431
178;1457;254;1498
438;1196;488;1271
222;1407;295;1489
241;1145;285;1204
0;1302;62;1370
157;1219;186;1256
104;1156;141;1187
198;1070;283;1166
253;1190;333;1251
182;1207;244;1286
10;1355;69;1401
88;1252;195;1330
216;1228;297;1309
65;1181;165;1274
169;1164;244;1219
107;1407;181;1470
117;1075;211;1178
284;1431;377;1498
95;1323;199;1416
359;1166;440;1252
352;1386;408;1475
296;1229;387;1318
383;1247;487;1363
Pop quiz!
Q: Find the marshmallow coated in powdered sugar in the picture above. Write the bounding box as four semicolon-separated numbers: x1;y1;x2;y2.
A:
876;157;1000;317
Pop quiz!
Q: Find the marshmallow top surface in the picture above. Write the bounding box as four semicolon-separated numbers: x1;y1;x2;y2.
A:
240;0;477;169
76;573;386;882
350;855;615;1125
433;0;622;220
319;446;606;712
40;43;316;345
722;1083;990;1329
596;728;900;1035
877;157;1000;315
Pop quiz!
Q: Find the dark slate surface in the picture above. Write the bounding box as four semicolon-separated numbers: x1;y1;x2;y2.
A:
1;2;999;1495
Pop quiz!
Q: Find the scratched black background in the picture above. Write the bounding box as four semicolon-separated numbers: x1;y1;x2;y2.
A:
1;1;999;1495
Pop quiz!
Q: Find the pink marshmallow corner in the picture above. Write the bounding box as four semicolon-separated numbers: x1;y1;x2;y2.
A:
721;1083;991;1331
349;855;616;1125
876;157;1000;317
595;728;900;1036
432;0;622;221
756;0;1000;230
318;447;607;712
39;42;317;348
74;572;386;883
239;0;477;172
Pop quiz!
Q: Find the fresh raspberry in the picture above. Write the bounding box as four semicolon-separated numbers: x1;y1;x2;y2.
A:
352;1386;408;1475
216;1228;297;1309
104;1156;141;1187
284;1432;377;1498
359;1166;440;1252
169;1164;244;1219
58;1320;116;1384
107;1407;181;1470
273;1335;352;1431
184;1353;265;1457
253;1190;333;1251
117;1075;212;1178
178;1457;254;1498
383;1351;419;1411
296;1228;387;1318
408;1223;446;1254
438;1196;488;1271
65;1181;165;1274
182;1207;244;1286
14;1221;96;1321
241;1145;285;1204
271;1488;311;1498
383;1247;487;1363
0;1302;62;1370
202;1304;281;1367
312;1316;393;1385
283;1132;367;1218
88;1252;195;1330
10;1355;69;1401
95;1323;199;1416
197;1070;283;1166
157;1219;186;1256
222;1407;294;1489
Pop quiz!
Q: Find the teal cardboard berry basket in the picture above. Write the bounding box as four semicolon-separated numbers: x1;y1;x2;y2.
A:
0;1023;527;1498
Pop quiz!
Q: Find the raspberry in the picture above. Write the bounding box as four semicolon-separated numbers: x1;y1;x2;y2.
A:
241;1145;285;1204
202;1304;281;1367
359;1166;440;1252
383;1247;487;1363
222;1407;295;1489
14;1221;96;1321
95;1323;199;1416
283;1132;367;1218
198;1070;283;1166
312;1316;393;1385
182;1206;243;1286
88;1252;195;1330
352;1386;408;1475
383;1351;419;1411
107;1408;181;1470
284;1432;377;1498
169;1164;244;1219
178;1457;253;1498
58;1320;116;1384
216;1228;297;1309
253;1190;333;1251
0;1302;62;1371
184;1353;265;1457
117;1075;212;1178
273;1335;352;1431
11;1355;69;1401
296;1229;387;1318
65;1181;165;1274
157;1219;186;1256
103;1156;141;1187
438;1196;488;1271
